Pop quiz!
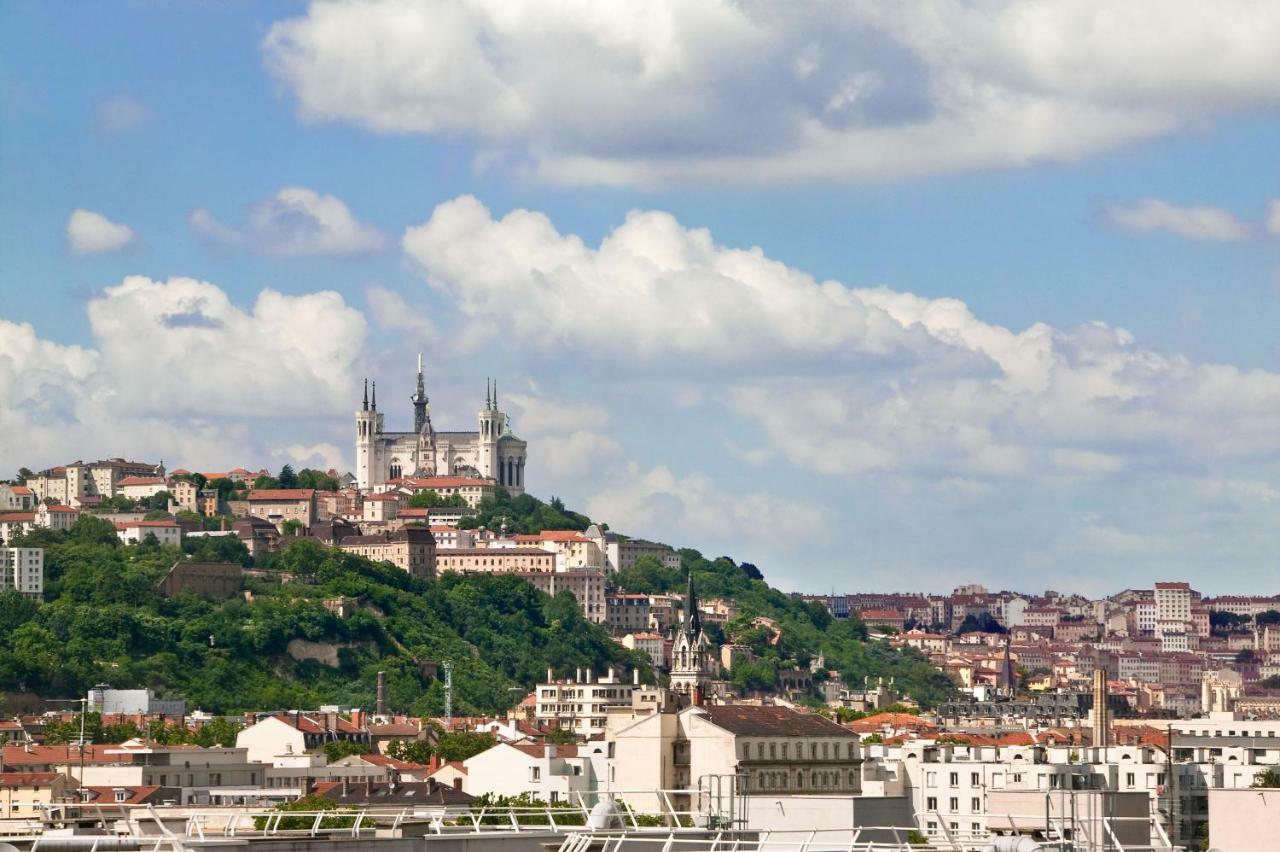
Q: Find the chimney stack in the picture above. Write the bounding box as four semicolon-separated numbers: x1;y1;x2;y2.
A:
376;671;388;717
1092;667;1109;749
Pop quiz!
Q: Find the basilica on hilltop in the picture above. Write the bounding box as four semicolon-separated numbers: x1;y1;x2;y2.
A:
355;355;528;493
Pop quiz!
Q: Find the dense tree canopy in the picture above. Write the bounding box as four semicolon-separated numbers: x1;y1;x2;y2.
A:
0;518;647;714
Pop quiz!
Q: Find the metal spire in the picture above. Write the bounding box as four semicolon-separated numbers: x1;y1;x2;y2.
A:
485;378;492;410
363;378;368;411
492;379;498;409
371;381;377;410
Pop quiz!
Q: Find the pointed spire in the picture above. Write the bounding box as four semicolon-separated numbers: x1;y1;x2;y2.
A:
371;381;377;410
684;569;702;639
485;378;492;410
492;379;498;409
363;378;369;411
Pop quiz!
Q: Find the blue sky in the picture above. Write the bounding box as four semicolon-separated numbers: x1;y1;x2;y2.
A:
3;1;1280;595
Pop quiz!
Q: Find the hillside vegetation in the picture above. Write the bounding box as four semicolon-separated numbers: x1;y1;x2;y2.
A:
0;491;953;712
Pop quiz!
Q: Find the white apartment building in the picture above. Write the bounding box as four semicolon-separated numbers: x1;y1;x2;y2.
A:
535;668;641;738
462;741;609;802
0;547;43;597
0;484;35;511
115;519;183;546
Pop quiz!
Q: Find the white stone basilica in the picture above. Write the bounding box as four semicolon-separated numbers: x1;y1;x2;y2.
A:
355;356;528;493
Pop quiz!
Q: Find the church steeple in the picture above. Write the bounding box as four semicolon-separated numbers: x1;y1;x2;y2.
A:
371;381;377;411
485;378;492;411
412;353;430;433
363;378;369;411
683;569;702;639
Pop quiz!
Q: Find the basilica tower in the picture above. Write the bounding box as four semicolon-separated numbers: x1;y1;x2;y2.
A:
671;570;714;704
355;379;383;489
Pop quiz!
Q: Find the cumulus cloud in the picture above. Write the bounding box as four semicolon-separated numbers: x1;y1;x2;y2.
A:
586;463;831;549
66;209;136;254
95;94;149;133
264;0;1280;185
0;277;369;475
1103;198;1252;242
87;276;367;416
366;285;436;338
189;188;386;256
404;195;1280;487
504;392;621;479
275;442;349;471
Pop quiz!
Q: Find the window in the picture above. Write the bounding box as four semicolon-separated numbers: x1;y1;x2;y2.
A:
926;797;937;811
926;771;937;787
971;772;980;786
770;743;777;759
529;767;541;782
950;772;959;787
971;823;981;834
1125;772;1135;787
949;797;958;811
971;797;980;811
781;743;789;758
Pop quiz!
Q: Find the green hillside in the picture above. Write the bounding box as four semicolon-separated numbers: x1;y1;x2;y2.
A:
0;491;953;713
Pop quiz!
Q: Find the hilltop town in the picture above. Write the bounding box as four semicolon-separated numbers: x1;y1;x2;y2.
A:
0;377;1277;849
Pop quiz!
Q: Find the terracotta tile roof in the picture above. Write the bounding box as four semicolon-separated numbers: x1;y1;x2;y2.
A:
117;476;166;487
703;705;856;737
0;512;35;523
248;489;316;500
0;772;59;785
2;744;122;766
81;785;163;805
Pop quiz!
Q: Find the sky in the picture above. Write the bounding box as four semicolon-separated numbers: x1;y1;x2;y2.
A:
2;0;1280;596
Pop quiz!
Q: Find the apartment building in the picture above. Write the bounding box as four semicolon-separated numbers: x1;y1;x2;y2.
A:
518;570;606;623
246;489;317;530
0;547;43;597
338;527;436;578
607;593;651;635
434;547;555;575
535;668;641;738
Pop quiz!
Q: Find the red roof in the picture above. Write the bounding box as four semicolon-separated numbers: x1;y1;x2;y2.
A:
248;489;316;501
367;494;400;501
46;505;78;513
115;519;179;529
0;512;35;523
10;486;32;495
0;772;59;785
117;476;165;487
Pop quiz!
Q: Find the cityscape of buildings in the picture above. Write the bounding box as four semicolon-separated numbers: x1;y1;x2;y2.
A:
0;370;1276;849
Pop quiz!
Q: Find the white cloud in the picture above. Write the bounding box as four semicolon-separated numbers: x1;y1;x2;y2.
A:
275;442;349;471
95;94;149;133
86;276;368;416
586;463;830;548
66;209;136;255
265;0;1280;185
1267;200;1280;236
189;188;386;256
0;277;369;477
366;285;436;337
504;392;621;479
189;208;247;248
1104;198;1252;242
404;195;1280;487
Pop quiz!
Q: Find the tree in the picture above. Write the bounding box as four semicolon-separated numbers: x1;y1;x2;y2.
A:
68;515;120;546
277;465;298;489
15;468;33;484
545;727;577;745
1259;675;1280;690
730;659;778;692
1236;649;1259;664
323;740;371;762
281;519;303;537
1252;768;1280;788
1257;610;1280;627
956;613;1005;634
386;738;434;764
194;717;242;747
435;730;495;762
